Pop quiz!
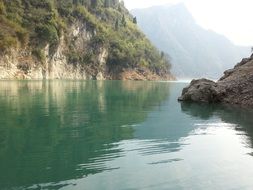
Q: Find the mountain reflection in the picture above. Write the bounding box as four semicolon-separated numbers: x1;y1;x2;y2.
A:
180;102;253;151
0;81;170;189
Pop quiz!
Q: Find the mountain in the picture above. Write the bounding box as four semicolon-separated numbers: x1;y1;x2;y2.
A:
131;4;250;79
0;0;173;80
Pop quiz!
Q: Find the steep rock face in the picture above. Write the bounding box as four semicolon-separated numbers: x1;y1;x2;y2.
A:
0;46;107;80
0;22;108;80
178;54;253;106
0;0;173;80
0;49;43;79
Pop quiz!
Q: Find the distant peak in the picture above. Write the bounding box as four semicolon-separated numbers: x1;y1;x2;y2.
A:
131;2;187;11
131;3;193;23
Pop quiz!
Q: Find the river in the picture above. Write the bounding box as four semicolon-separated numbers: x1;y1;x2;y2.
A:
0;81;253;190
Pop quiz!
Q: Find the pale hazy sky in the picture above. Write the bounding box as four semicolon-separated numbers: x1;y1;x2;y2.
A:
124;0;253;46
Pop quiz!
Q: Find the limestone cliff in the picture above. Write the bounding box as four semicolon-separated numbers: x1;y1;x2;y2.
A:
0;24;107;80
0;0;174;80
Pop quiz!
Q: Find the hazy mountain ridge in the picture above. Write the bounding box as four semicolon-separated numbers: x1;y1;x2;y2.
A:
131;4;250;79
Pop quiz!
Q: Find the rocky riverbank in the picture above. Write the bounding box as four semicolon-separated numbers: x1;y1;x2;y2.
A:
178;54;253;106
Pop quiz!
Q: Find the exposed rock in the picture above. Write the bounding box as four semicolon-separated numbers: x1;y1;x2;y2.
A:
96;72;105;81
0;2;174;81
120;69;175;81
0;33;172;81
178;79;221;103
0;42;89;80
178;54;253;106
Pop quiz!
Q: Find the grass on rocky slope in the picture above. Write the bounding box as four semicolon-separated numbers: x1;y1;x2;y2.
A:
0;0;171;76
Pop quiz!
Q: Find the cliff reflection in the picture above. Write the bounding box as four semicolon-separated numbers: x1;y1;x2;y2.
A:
0;80;170;189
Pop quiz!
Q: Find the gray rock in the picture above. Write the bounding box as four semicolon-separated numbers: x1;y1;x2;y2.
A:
178;79;221;103
178;54;253;106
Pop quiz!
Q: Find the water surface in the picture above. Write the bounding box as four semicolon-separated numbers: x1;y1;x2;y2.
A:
0;81;253;190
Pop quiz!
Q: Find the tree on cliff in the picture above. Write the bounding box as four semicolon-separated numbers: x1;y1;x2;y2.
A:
104;0;110;7
121;15;126;27
91;0;98;8
0;0;172;79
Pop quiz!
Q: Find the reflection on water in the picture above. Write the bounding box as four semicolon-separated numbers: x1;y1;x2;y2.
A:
0;81;253;190
181;102;253;153
0;81;170;189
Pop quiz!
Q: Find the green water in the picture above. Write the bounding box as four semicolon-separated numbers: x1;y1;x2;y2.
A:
0;81;253;190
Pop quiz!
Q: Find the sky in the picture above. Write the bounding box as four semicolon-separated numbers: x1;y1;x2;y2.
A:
124;0;253;46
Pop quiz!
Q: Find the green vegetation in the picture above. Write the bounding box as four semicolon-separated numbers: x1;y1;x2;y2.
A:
0;0;171;76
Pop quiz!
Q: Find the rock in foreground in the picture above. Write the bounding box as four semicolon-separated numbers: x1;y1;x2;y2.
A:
178;79;221;103
178;54;253;106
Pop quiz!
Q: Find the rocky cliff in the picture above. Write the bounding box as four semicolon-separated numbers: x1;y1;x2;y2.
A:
178;54;253;106
0;23;107;80
0;0;173;80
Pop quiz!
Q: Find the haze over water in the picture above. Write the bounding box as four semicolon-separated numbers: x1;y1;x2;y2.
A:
0;81;253;189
